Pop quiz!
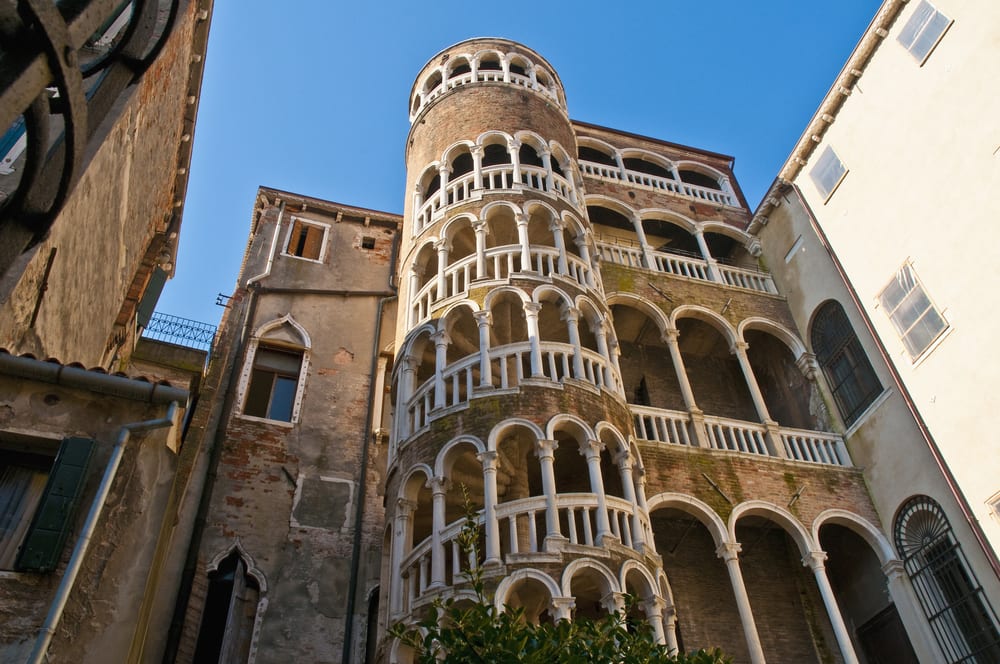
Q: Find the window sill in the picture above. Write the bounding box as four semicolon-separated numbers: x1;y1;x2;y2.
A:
235;413;296;428
844;387;894;438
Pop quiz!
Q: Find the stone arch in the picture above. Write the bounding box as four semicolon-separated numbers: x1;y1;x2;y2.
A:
397;463;434;502
253;313;311;349
545;413;596;443
495;568;562;607
400;322;437;360
482;284;530;311
561;557;620;598
621;148;675;173
594;421;630;458
620;559;659;600
577;136;619;163
531;283;573;307
435;435;487;477
812;508;897;566
473;49;505;73
475;129;513;149
446;54;473;79
441;139;476;166
604;292;670;335
737;317;808;358
674;160;727;185
206;538;268;592
646;492;728;547
669;305;738;344
638;208;698;234
728;500;813;558
488;417;544;452
585;194;637;220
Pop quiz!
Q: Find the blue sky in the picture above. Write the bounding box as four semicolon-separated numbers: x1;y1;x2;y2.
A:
157;1;882;328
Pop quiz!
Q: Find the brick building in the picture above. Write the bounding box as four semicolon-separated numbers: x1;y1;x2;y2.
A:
0;1;214;662
176;34;999;664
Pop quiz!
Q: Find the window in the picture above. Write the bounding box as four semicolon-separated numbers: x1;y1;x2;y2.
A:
878;263;947;360
898;1;951;63
361;236;376;250
193;550;262;664
284;217;327;261
811;301;882;425
1;436;94;571
243;346;303;422
809;145;847;200
895;496;1000;662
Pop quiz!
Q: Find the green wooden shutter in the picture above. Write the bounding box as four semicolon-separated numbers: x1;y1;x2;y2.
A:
15;437;95;572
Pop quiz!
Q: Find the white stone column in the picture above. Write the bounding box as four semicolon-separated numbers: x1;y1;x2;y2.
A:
540;148;555;193
632;213;655;269
390;498;417;617
550;597;576;622
804;551;860;664
693;229;721;282
429;477;448;589
478;451;502;565
574;233;594;287
432;330;450;409
549;217;569;275
663;329;710;447
593;319;616;391
472;219;489;280
437;164;450;210
731;341;780;436
536;439;563;545
716;542;766;664
634;464;655;552
883;559;944;662
473;310;493;389
643;598;667;645
407;268;420;329
515;212;532;271
662;608;680;654
471;144;484;191
582;440;613;544
615;449;645;551
434;238;450;300
524;302;544;377
614;152;627;179
509;139;522;186
412;183;423;219
562;306;586;380
397;355;418;440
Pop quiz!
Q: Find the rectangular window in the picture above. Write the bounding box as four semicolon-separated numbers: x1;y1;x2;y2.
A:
878;263;947;360
898;1;952;63
809;145;847;200
285;219;326;261
1;437;94;572
243;346;303;422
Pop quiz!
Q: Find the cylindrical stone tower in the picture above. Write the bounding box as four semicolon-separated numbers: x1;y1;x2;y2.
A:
383;38;669;660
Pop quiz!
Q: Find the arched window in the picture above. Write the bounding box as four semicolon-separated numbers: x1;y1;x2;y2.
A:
810;301;881;425
894;496;1000;662
194;549;264;664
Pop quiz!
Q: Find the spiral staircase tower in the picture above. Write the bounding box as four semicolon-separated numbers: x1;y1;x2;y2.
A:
384;38;669;657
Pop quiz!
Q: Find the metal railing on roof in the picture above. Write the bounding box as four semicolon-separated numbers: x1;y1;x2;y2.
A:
141;312;216;351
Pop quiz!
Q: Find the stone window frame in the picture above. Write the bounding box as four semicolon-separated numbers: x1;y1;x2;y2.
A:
197;539;268;664
877;261;949;362
281;215;330;263
235;315;311;426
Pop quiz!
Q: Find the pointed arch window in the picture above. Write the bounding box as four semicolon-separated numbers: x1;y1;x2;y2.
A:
894;496;1000;663
194;548;266;664
238;316;311;424
810;301;882;425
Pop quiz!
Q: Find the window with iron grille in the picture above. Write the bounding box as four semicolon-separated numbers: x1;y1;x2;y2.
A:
878;263;947;360
895;496;1000;662
811;301;882;425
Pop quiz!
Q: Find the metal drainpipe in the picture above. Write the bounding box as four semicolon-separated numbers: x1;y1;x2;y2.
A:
341;226;400;664
246;199;285;288
26;401;183;664
788;183;1000;581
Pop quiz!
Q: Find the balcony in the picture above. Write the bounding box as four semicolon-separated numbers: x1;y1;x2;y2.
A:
579;159;737;207
403;342;618;437
410;245;595;326
595;238;777;295
414;164;576;235
140;312;217;351
631;405;850;467
399;493;648;613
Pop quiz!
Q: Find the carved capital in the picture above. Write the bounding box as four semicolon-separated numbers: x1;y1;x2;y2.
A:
535;438;559;460
477;450;499;471
796;352;820;380
715;541;742;562
580;439;605;460
473;310;493;327
802;550;828;571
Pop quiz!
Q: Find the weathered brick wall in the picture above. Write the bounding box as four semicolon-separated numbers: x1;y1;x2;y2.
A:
0;0;205;368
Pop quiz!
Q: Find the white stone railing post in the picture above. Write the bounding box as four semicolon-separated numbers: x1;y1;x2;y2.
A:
716;542;766;664
804;551;860;664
